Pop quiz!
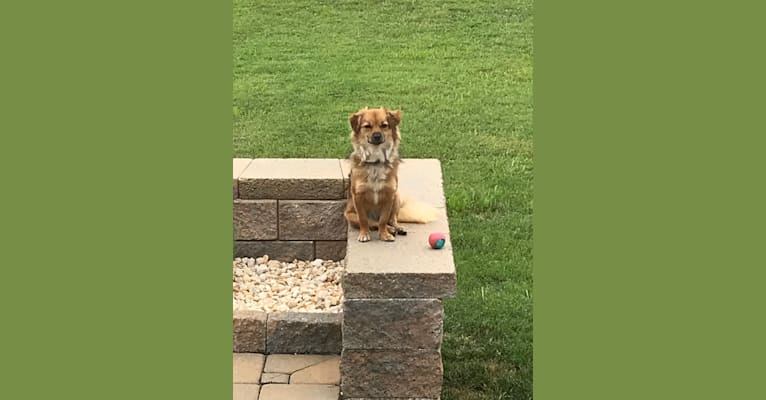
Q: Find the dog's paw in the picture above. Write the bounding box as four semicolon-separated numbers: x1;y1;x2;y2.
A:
357;232;371;242
385;225;407;236
380;231;396;242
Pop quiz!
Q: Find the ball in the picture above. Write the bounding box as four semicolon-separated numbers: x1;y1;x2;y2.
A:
428;232;447;249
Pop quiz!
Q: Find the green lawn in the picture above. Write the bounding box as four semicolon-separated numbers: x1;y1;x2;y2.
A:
233;1;532;399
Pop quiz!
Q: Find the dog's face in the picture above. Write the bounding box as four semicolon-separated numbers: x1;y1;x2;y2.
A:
349;107;401;162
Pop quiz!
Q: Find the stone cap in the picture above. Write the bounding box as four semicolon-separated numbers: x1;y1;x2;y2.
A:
233;158;253;180
340;159;447;209
396;159;447;209
237;158;345;200
343;159;456;299
233;158;253;198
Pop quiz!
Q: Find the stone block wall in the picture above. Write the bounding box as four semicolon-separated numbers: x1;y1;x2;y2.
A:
233;310;342;355
233;158;348;261
340;159;456;400
232;158;457;399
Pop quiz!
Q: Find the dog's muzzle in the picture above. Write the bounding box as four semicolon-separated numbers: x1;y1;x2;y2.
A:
369;131;384;145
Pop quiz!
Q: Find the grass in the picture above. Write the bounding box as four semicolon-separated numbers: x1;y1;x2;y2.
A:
233;1;532;398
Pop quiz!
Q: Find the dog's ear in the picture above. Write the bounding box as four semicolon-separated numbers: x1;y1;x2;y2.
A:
349;111;364;135
386;109;402;141
386;109;402;126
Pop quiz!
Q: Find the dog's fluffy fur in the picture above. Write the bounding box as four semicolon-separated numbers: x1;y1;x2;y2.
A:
344;107;438;242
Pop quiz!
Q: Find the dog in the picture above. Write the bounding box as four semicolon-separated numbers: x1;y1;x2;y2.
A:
344;107;438;242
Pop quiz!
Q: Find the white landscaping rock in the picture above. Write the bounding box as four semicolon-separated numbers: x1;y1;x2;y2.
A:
233;256;345;313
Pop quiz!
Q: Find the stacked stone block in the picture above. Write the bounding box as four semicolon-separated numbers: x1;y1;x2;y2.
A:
233;158;457;397
233;310;342;355
340;159;457;400
233;158;348;261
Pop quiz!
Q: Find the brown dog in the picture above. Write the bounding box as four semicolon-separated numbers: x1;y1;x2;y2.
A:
344;107;437;242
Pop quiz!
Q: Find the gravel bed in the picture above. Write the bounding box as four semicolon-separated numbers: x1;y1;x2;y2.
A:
233;255;345;313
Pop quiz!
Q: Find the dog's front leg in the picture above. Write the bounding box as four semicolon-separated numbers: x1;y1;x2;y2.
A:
353;194;371;242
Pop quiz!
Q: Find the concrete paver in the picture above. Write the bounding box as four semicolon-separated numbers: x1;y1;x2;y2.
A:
261;372;290;384
233;353;265;384
258;384;339;400
290;357;340;384
263;354;336;374
233;384;260;400
234;354;341;398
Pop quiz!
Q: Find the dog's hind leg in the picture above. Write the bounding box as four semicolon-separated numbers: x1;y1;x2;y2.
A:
377;194;398;242
389;194;407;235
345;201;395;234
344;207;360;228
346;208;385;231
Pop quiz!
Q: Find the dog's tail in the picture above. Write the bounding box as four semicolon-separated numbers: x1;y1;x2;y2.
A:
397;196;439;223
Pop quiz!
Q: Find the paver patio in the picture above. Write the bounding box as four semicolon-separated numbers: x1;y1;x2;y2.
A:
233;353;340;400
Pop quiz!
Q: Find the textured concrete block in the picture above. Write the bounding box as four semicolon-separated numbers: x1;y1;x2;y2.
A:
341;349;443;398
343;299;443;350
315;241;347;261
342;271;456;300
234;200;278;240
234;241;314;262
233;310;267;353
279;200;347;240
238;158;345;200
266;312;342;354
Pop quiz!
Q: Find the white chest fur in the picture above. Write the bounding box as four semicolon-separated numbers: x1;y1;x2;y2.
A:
365;164;388;205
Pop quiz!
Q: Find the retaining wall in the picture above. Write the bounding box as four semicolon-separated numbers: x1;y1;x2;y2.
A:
233;158;349;261
340;159;456;400
232;158;457;399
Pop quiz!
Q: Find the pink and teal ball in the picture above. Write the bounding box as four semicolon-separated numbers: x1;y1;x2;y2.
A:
428;232;446;249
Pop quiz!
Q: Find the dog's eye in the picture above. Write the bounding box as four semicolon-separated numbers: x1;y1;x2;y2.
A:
362;123;372;129
381;123;389;128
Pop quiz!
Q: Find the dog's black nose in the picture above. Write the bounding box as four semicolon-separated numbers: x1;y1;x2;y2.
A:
371;132;383;143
